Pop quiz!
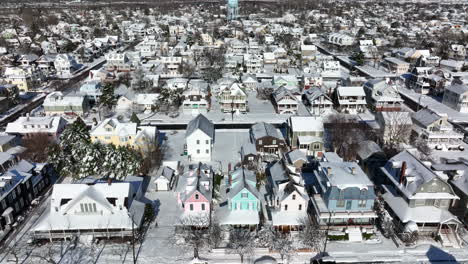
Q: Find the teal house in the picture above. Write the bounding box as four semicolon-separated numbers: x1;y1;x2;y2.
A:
218;168;261;228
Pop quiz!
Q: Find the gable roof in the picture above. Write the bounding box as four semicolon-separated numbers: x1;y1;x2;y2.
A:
186;114;214;139
250;122;281;140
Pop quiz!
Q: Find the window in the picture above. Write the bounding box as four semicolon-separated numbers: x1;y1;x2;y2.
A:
241;193;248;198
206;140;209;144
206;149;209;154
358;200;367;208
292;194;296;200
234;203;237;210
425;199;435;206
105;136;111;140
195;194;199;200
272;140;277;144
313;143;321;150
197;149;200;154
189;204;194;211
201;204;205;211
284;204;288;211
336;199;345;207
105;128;112;132
196;140;200;144
258;140;262;145
299;204;302;210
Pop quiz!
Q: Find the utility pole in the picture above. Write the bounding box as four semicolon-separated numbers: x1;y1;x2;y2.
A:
131;215;136;264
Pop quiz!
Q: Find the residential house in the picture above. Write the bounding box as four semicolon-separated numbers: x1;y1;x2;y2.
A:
182;85;209;115
30;177;145;240
336;86;367;113
328;33;354;46
176;163;213;224
241;75;258;91
218;82;248;113
301;45;317;63
270;180;308;232
134;93;160;112
383;57;410;74
302;88;334;114
380;151;461;245
1;160;54;231
217;167;261;228
79;80;102;103
90;118;158;152
105;52;133;72
431;159;468;225
411;109;464;150
310;152;377;239
274;75;298;90
5;116;67;140
243;54;263;73
250;122;287;157
363;79;403;112
3;67;41;92
43;92;90;116
154;161;179;191
160;56;183;78
287;116;324;157
272;87;299;114
54;54;81;77
37;54;58;73
185;114;215;162
442;84;468;113
303;73;323;90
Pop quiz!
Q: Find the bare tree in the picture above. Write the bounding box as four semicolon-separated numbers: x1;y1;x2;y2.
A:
177;214;210;259
20;133;55;162
254;223;296;261
325;114;375;160
297;217;325;252
228;229;254;263
380;111;413;152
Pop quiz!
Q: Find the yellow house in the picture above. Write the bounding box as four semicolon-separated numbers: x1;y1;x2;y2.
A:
90;118;158;152
3;67;41;92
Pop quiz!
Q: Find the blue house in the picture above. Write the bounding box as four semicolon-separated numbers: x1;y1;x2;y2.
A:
79;80;102;103
310;152;377;232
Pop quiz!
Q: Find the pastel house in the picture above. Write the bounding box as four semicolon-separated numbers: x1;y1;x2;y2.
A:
176;163;213;225
217;168;261;229
310;152;377;240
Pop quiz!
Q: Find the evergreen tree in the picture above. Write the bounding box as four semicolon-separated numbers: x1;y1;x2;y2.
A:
100;83;117;109
130;112;141;125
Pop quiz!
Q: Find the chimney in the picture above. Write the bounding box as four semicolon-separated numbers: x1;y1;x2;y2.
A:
351;167;356;175
327;167;332;175
107;177;112;185
399;161;407;185
229;174;232;185
228;163;232;172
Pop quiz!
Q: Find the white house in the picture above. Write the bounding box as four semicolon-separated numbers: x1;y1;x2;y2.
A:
155;166;176;191
30;177;145;240
336;86;367;113
328;33;354;46
54;54;81;78
185;114;215;162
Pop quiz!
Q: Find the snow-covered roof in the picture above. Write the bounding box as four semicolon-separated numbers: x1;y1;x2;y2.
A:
356;140;383;160
411;108;441;128
382;185;460;224
337;86;366;97
186;114;214;139
318;153;373;190
381;150;458;200
250;122;282;140
288;116;324;132
32;180;144;232
5;116;66;135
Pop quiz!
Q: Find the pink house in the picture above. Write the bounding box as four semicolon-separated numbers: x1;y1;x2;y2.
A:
176;163;213;215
